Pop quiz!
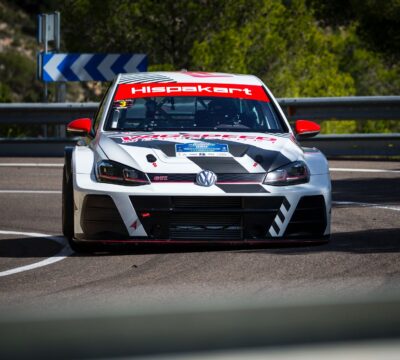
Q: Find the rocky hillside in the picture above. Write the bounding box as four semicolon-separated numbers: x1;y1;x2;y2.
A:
0;1;102;102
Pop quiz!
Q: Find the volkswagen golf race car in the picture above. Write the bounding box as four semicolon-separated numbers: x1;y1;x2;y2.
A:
63;71;331;252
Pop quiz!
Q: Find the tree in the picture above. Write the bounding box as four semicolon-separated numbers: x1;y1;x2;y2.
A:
191;0;356;97
308;0;400;62
19;0;400;98
0;50;43;102
61;0;223;68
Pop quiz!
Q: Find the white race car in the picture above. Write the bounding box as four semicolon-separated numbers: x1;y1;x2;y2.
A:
63;71;331;252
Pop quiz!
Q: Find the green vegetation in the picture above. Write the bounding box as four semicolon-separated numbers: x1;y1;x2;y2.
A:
0;0;399;135
321;120;400;134
0;50;42;102
59;0;399;99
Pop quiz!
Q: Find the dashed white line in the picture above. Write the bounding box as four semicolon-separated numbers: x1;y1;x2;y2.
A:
330;168;400;174
0;199;398;277
0;163;399;173
0;230;73;277
0;163;63;167
333;201;400;212
0;190;61;194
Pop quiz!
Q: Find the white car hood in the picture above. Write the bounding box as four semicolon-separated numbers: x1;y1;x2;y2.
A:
99;131;304;174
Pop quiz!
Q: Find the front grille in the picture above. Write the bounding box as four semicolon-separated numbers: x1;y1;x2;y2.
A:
217;173;265;183
130;196;284;241
81;195;129;239
173;196;242;209
284;195;327;237
170;214;242;240
149;173;265;184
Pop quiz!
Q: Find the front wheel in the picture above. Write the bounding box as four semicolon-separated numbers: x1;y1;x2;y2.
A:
62;164;94;253
62;165;74;240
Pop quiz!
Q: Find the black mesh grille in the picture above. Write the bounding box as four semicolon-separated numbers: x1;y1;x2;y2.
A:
130;196;284;241
284;195;327;237
173;196;242;209
170;214;242;240
217;173;265;183
148;173;265;183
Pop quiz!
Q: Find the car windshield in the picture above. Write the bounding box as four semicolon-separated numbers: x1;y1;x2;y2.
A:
105;96;286;132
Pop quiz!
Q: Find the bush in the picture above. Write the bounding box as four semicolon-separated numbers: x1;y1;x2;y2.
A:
0;50;43;102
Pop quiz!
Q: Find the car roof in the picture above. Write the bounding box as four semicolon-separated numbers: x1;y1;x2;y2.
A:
117;71;264;86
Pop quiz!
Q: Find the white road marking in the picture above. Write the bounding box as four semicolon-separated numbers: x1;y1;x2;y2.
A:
330;168;400;173
0;190;61;194
0;230;73;277
0;163;63;167
0;163;399;173
333;201;400;212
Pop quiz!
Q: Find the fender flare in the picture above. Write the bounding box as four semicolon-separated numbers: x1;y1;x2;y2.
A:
64;146;74;182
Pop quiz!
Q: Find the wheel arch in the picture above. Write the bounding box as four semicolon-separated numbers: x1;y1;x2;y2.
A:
64;146;74;180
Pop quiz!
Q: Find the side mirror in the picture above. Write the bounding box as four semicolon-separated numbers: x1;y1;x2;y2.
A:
67;118;92;136
295;120;320;139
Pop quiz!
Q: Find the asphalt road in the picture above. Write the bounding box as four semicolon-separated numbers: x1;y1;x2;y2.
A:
0;158;399;312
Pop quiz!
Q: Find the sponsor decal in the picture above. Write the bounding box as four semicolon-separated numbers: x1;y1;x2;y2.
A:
118;133;277;144
269;198;291;237
175;143;230;157
114;83;269;101
113;99;134;109
153;175;169;181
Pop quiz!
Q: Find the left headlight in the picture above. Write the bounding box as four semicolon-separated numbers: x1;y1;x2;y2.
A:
96;160;150;186
263;161;310;186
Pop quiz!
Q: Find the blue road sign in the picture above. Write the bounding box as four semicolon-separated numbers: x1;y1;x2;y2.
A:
40;53;147;82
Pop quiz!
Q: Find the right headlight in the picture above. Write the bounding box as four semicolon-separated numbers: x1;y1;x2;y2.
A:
263;161;310;186
96;160;150;186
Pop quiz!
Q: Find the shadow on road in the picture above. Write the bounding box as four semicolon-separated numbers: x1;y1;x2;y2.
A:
0;236;60;258
245;227;400;255
1;227;399;258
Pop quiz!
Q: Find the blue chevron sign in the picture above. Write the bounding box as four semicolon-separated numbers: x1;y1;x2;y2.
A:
40;53;147;82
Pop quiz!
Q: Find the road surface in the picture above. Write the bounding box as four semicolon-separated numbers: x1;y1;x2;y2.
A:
0;158;399;312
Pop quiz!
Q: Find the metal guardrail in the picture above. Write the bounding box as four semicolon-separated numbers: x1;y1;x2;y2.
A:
0;96;399;157
304;133;400;157
1;96;400;124
0;102;98;125
280;95;400;120
0;134;398;157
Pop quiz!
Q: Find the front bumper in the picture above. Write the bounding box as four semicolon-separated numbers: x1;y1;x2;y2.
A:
73;172;331;243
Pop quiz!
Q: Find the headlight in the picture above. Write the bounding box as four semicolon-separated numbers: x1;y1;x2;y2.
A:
96;160;150;186
263;161;309;186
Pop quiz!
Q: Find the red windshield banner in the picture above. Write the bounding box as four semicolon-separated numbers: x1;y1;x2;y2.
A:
114;83;269;102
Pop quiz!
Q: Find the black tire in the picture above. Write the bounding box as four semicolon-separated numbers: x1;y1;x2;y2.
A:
62;164;74;239
62;156;94;253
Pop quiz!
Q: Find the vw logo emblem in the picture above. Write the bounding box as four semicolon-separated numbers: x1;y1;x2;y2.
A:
196;170;217;187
